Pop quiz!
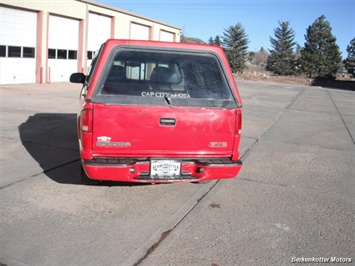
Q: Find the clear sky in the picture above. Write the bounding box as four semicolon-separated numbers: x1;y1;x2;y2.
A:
99;0;354;58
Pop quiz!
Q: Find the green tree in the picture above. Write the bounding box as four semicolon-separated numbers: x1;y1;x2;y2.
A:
266;21;297;75
214;35;222;46
221;23;249;72
208;35;222;46
299;15;342;78
344;37;355;77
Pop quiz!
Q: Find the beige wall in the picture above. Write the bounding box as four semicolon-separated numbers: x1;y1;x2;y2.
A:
1;0;181;40
1;0;87;19
0;0;181;83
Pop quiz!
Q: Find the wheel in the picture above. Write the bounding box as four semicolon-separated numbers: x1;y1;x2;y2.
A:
81;165;100;185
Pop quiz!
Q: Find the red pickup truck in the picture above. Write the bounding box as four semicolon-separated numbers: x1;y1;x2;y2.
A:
70;39;242;184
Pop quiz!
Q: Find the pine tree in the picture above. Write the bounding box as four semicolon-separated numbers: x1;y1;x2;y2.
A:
299;15;342;78
266;21;297;75
208;35;222;46
221;23;249;72
344;37;355;77
214;35;222;46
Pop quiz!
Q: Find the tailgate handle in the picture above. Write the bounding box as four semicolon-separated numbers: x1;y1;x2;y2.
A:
160;118;176;126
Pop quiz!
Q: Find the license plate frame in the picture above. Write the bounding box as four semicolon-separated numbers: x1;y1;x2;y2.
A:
150;160;181;177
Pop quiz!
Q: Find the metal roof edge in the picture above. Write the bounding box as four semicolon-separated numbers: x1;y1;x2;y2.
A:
77;0;181;31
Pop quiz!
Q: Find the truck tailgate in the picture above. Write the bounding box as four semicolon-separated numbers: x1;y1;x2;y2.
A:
92;104;236;157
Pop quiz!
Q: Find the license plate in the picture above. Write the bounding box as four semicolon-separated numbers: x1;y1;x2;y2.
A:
151;160;181;177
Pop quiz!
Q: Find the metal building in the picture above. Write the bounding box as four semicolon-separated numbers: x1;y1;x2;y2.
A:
0;0;181;84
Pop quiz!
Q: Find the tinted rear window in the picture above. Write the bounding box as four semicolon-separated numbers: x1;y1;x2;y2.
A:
94;49;236;108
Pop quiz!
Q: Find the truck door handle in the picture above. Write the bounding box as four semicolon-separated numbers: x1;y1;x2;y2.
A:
160;118;176;126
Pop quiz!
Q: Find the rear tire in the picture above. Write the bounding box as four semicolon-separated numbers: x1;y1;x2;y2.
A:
81;166;100;185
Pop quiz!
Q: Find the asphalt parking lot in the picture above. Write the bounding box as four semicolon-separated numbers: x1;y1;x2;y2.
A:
1;80;354;265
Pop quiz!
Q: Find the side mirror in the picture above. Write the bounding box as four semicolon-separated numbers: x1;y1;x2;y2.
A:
70;73;86;84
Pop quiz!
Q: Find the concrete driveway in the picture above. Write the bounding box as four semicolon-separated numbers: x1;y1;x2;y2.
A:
1;81;354;265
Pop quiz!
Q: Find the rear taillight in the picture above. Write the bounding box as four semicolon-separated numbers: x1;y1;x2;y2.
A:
232;108;242;161
80;103;93;133
236;109;242;135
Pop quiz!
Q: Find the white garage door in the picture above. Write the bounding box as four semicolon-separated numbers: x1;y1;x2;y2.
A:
130;23;150;40
160;30;175;42
87;13;111;66
48;15;79;82
0;7;37;84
